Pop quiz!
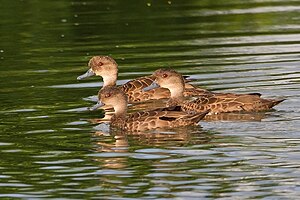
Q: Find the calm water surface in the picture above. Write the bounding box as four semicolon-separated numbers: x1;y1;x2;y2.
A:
0;0;300;199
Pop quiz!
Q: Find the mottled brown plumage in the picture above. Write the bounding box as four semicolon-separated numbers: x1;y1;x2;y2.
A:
93;86;208;132
151;69;285;114
77;56;209;103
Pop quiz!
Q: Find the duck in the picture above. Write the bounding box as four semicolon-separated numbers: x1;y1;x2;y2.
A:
144;69;285;114
89;86;209;132
77;56;210;103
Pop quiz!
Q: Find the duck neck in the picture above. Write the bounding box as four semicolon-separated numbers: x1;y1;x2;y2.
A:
169;87;184;100
103;73;117;87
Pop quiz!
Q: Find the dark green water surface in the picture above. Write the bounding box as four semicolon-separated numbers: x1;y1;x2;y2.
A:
0;0;300;199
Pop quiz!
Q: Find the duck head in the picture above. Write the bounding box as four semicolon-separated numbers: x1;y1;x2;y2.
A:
90;86;128;117
144;69;185;99
77;56;118;87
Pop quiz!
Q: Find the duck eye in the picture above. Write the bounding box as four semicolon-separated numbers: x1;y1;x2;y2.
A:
105;93;111;98
162;73;168;78
97;61;104;66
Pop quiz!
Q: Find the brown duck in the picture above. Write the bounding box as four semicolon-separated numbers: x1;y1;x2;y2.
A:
77;56;209;103
89;86;209;132
144;69;285;114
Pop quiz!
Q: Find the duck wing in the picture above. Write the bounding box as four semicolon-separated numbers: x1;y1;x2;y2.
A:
124;110;208;132
183;93;284;113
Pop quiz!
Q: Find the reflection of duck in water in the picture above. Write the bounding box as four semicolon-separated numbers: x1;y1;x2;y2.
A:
144;69;285;115
91;126;214;190
89;86;208;132
94;127;213;149
126;126;213;147
77;56;210;103
93;131;129;169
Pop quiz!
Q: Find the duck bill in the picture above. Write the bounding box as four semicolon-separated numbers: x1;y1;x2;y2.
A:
143;81;160;92
77;68;95;80
89;101;105;111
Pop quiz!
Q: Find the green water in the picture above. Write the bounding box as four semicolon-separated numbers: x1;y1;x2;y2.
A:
0;0;299;199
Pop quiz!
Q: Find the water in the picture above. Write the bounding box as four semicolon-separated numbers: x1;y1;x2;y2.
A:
0;0;299;199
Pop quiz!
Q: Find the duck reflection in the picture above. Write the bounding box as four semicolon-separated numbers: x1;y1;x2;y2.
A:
93;130;129;169
126;126;212;147
91;123;214;166
90;123;216;195
93;126;212;147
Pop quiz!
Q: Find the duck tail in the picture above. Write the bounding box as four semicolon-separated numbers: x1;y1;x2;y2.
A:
183;75;196;83
269;99;285;108
189;110;210;123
